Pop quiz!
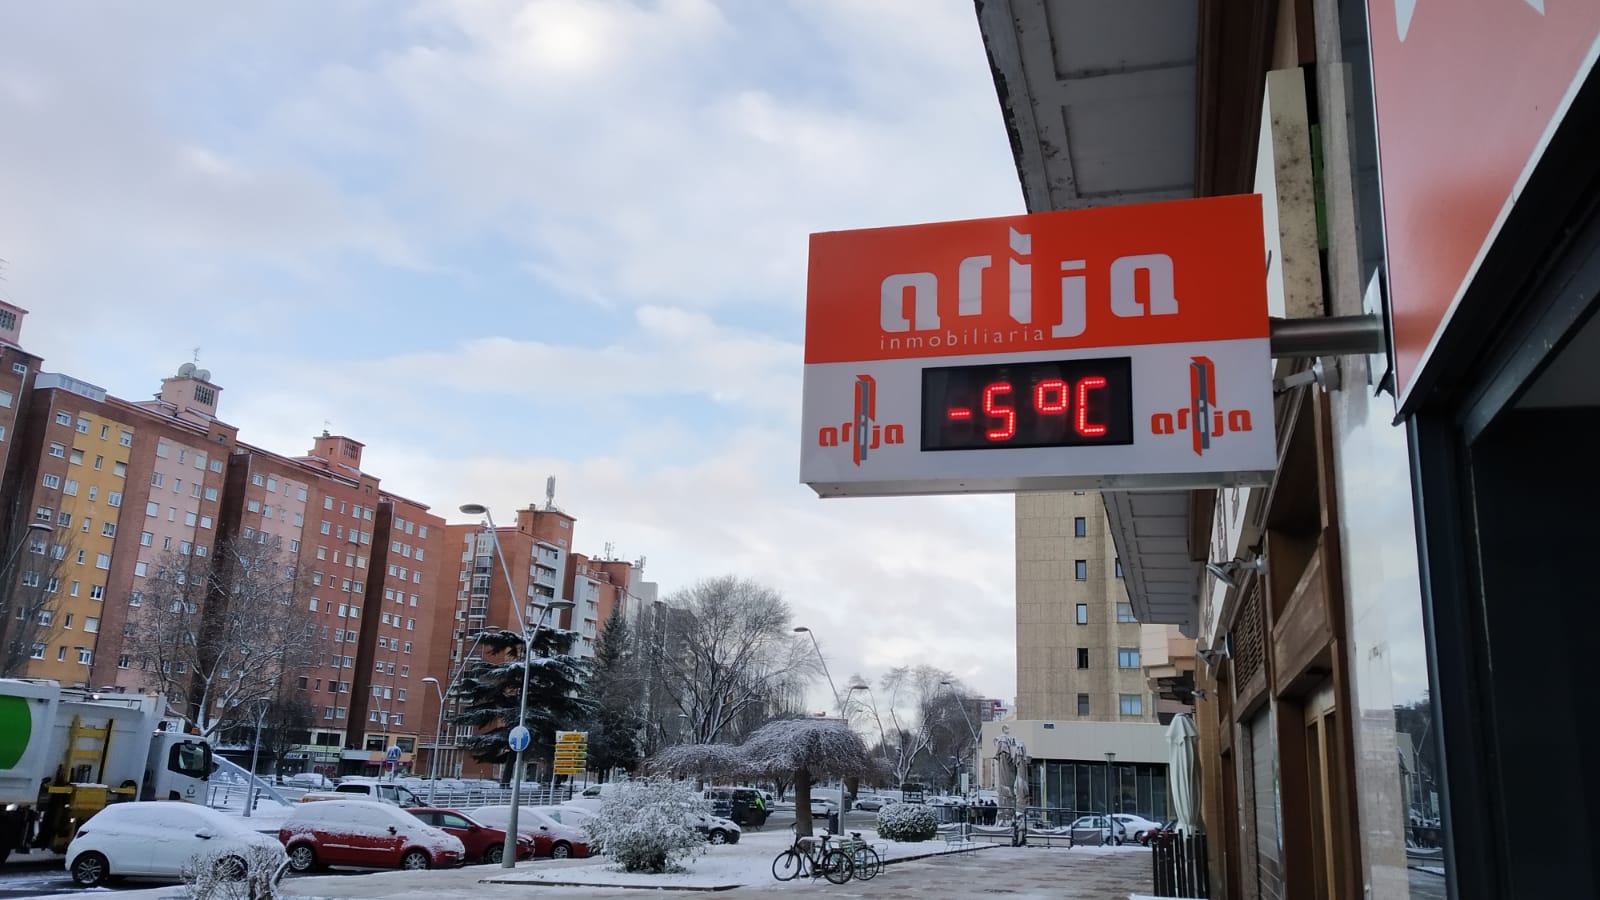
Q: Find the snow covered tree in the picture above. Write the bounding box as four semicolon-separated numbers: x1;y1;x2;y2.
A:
876;665;954;787
649;742;749;784
654;576;814;744
740;718;877;837
583;777;707;873
453;624;591;783
0;512;74;677
582;607;645;778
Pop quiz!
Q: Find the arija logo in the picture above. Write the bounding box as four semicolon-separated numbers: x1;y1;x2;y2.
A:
816;375;904;466
1151;356;1254;456
879;226;1179;338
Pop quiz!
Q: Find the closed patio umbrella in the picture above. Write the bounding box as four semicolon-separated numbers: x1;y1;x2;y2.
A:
1166;713;1201;833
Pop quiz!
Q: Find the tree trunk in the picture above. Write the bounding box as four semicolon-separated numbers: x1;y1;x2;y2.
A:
794;766;813;837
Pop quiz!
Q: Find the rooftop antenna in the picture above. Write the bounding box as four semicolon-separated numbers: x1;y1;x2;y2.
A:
192;346;202;364
545;476;556;511
604;541;615;560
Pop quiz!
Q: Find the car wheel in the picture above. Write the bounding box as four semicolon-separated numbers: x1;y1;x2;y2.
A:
70;852;109;887
707;830;729;845
551;842;572;859
483;844;504;865
401;849;432;870
216;855;248;881
287;843;318;873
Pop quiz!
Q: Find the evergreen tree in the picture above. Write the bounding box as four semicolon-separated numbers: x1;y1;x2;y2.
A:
454;625;592;782
584;608;645;778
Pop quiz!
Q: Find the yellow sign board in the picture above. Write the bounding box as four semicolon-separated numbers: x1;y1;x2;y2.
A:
553;767;585;775
556;731;588;744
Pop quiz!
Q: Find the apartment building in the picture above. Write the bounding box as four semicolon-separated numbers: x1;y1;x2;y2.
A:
1015;490;1156;723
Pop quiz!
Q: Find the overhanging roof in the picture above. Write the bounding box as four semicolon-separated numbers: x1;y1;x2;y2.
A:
976;0;1207;635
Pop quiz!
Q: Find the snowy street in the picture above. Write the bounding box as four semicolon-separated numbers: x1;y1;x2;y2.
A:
11;828;1154;899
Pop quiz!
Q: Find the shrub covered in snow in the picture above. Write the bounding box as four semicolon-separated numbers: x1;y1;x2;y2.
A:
585;776;709;873
876;802;939;842
179;844;287;900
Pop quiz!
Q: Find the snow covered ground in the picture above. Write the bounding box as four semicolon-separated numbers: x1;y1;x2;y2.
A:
481;827;988;890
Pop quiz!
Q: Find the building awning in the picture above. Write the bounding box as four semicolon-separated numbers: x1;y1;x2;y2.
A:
977;0;1213;634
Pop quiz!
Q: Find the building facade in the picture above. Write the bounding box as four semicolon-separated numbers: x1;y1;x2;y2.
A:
977;1;1600;898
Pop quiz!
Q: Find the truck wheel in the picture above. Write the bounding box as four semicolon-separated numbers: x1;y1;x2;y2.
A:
70;851;109;887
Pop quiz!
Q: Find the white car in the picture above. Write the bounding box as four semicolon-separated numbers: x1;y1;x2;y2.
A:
466;805;593;858
808;797;839;817
67;802;288;888
1111;813;1164;843
285;772;334;790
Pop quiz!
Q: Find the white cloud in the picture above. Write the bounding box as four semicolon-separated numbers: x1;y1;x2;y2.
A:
1;0;1027;708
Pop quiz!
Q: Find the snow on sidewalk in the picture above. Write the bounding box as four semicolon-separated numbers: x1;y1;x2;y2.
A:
480;827;990;890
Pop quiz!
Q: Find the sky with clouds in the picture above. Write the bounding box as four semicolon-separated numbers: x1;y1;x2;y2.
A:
0;0;1026;712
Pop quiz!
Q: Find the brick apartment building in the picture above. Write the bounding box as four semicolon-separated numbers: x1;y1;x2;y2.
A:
0;306;647;780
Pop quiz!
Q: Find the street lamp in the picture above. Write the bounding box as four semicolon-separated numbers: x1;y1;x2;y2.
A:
1105;752;1117;844
846;684;890;766
422;676;446;805
243;700;269;818
3;522;55;576
940;680;982;839
793;626;846;821
459;503;575;869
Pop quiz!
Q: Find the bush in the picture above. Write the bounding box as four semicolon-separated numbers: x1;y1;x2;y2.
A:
876;802;938;842
584;776;708;873
179;844;287;900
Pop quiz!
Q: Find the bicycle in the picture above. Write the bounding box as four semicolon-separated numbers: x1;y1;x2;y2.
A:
839;830;882;881
771;825;855;884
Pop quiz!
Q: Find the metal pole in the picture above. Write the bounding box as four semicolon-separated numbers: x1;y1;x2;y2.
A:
424;678;445;806
796;628;846;826
1268;314;1385;358
1104;751;1116;844
244;704;265;818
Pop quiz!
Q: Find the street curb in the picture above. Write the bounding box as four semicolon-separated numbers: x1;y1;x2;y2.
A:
476;843;995;891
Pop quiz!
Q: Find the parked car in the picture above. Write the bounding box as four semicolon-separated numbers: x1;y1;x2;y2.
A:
466;805;593;858
808;797;839;817
853;794;899;812
279;799;464;872
327;778;425;808
703;787;771;828
688;812;742;845
67;801;288;888
1111;813;1165;844
1067;815;1127;845
283;772;334;790
1140;819;1180;846
408;807;534;864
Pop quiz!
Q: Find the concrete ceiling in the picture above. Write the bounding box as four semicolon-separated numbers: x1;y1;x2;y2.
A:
977;0;1205;635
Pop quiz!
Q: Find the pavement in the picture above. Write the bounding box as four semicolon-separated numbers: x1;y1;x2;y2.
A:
27;839;1154;899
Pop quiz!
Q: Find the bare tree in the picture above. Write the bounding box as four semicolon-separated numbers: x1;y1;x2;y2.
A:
876;665;955;787
0;516;73;677
654;576;814;745
123;536;316;738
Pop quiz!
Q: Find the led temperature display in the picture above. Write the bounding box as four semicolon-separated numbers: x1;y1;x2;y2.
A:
921;357;1134;451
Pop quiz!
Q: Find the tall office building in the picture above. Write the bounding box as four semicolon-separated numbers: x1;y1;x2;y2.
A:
1015;490;1156;723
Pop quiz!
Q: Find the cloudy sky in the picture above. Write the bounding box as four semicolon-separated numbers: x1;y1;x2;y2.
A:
0;0;1025;711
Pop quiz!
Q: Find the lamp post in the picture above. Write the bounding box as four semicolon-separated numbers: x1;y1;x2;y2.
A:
459;503;575;869
422;676;446;805
940;680;981;839
243;700;268;818
1104;751;1118;844
846;684;890;766
793;626;846;822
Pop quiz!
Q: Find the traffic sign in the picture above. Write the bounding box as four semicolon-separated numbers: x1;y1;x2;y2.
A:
386;746;401;763
508;725;531;752
553;767;584;776
556;731;588;744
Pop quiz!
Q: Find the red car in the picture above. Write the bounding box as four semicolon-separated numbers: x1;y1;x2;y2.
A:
409;808;535;864
279;799;465;872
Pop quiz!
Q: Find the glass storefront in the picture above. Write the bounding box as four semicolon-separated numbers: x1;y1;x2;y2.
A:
1028;760;1168;824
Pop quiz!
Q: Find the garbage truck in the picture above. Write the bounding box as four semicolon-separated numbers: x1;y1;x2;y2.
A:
0;678;214;862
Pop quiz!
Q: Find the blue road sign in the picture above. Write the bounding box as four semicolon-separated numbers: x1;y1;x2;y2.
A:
508;725;531;752
386;745;401;763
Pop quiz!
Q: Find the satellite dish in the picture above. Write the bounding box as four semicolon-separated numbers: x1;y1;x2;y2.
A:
195;369;211;382
178;363;196;377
